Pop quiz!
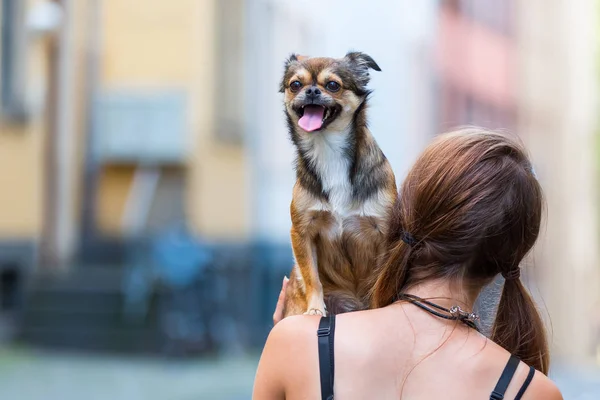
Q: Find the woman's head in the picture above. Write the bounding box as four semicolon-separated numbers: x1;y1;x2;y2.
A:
372;128;549;373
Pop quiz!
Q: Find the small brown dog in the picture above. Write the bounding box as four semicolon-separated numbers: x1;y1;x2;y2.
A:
280;52;397;317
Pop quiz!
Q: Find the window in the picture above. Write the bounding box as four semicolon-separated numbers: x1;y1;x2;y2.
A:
459;0;514;36
437;81;516;132
0;267;19;311
0;0;26;120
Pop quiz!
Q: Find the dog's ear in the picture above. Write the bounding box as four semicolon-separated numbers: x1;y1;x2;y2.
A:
280;53;301;93
284;53;299;68
344;51;381;72
343;51;381;90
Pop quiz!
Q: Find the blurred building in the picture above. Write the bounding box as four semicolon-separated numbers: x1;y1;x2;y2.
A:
435;0;516;131
0;0;250;262
0;0;598;368
0;0;253;351
433;0;519;338
434;0;600;365
88;0;248;251
77;0;249;265
516;0;600;363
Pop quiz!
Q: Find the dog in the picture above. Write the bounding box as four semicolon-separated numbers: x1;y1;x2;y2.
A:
280;51;397;317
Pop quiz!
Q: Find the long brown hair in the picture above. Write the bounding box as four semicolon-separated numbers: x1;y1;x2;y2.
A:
371;128;549;374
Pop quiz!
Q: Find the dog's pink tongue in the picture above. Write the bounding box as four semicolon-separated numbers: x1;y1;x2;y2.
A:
298;105;325;132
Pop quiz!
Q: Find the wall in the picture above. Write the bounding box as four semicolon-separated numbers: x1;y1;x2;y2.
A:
0;0;51;240
0;122;44;239
97;0;248;240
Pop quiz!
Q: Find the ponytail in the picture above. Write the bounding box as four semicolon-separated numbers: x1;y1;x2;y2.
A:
490;276;550;374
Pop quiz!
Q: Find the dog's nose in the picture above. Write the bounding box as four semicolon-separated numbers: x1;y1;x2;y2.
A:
305;86;321;100
306;86;321;95
306;86;321;97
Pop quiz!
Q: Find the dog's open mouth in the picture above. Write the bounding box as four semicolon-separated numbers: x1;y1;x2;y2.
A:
298;105;337;132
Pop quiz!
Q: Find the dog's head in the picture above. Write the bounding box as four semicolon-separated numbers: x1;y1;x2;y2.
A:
280;51;381;134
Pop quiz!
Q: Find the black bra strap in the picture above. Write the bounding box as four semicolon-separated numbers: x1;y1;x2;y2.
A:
490;354;520;400
317;316;336;400
514;366;535;400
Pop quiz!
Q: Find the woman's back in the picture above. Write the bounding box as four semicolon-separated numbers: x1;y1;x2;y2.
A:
256;302;561;400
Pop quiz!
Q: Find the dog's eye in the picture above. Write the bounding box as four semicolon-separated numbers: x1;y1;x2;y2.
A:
325;81;341;92
290;81;302;92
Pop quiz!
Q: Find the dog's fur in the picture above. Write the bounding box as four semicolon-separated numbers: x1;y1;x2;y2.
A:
280;52;397;317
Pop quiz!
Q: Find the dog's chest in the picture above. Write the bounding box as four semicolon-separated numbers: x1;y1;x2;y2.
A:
303;131;354;215
302;134;388;238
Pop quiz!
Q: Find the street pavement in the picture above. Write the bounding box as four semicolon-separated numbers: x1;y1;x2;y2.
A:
0;347;258;400
0;347;598;399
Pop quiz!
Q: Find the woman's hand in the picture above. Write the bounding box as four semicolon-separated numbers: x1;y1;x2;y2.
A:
273;276;289;325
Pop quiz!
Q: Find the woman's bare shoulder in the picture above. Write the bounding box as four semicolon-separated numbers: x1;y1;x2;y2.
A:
252;315;322;399
264;315;323;367
269;315;322;345
471;340;563;400
522;370;563;400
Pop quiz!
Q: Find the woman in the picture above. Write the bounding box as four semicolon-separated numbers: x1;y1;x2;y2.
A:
253;129;563;399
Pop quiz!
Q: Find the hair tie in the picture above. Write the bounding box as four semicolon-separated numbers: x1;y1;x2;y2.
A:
401;231;417;246
530;165;537;179
502;268;521;281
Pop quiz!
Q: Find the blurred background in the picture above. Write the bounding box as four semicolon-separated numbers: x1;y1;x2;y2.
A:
0;0;599;399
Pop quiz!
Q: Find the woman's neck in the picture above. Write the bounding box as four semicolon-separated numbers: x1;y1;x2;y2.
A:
402;279;480;311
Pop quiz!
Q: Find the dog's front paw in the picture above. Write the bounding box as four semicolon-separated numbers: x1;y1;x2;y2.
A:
304;308;326;316
305;296;327;316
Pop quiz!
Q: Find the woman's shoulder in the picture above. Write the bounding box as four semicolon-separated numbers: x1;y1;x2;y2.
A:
264;315;323;365
253;315;324;399
521;369;563;400
269;310;372;343
266;311;373;361
269;314;322;342
472;340;563;400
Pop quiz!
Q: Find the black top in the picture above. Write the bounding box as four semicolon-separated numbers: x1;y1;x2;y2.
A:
317;316;536;400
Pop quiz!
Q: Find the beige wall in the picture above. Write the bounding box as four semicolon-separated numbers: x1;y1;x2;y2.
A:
99;0;248;239
0;123;44;238
0;0;50;239
0;0;249;244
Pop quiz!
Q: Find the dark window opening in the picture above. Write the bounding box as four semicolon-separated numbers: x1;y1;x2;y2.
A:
0;267;19;311
1;0;14;107
1;0;26;120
